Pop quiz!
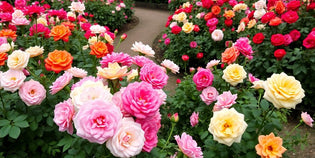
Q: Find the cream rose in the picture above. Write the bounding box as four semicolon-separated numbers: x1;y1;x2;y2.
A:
127;69;138;82
7;50;30;70
222;64;247;86
104;33;114;45
254;9;266;19
25;46;44;57
174;12;187;22
88;36;98;45
182;22;194;33
263;72;305;109
37;17;48;26
233;3;248;12
208;108;247;146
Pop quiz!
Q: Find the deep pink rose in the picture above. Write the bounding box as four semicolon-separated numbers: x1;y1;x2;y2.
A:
174;132;203;158
29;24;51;38
132;56;155;67
271;34;285;46
248;73;260;83
234;37;254;59
284;34;293;46
206;18;218;27
0;37;7;45
140;63;168;89
261;12;276;24
0;13;12;23
202;0;213;9
289;29;301;42
193;68;214;91
190;112;199;127
213;91;237;111
53;99;75;135
122;81;162;119
164;38;171;45
281;11;299;24
19;79;46;106
15;0;27;8
303;31;315;49
190;41;197;48
200;86;218;105
100;52;132;68
73;100;122;144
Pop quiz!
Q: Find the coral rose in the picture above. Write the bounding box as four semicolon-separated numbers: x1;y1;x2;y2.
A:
223;10;235;19
222;64;247;86
208;108;247;146
45;50;73;73
275;1;285;14
0;52;8;66
269;17;282;26
53;99;75;135
255;133;286;158
221;46;240;65
211;5;221;15
174;132;203;158
0;29;17;41
263;72;305;109
193;68;214;91
90;41;109;58
19;79;46;106
50;24;72;42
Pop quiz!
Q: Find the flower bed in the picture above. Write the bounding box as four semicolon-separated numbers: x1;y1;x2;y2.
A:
0;0;313;158
158;0;315;109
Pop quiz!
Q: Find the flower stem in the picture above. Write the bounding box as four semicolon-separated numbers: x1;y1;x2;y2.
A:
0;91;7;117
257;107;275;135
114;39;122;52
162;122;176;151
285;120;303;139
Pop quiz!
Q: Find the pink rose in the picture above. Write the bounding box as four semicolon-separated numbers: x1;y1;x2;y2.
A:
248;73;260;83
18;79;46;106
66;67;87;78
0;69;26;92
174;132;203;158
132;55;155;67
234;37;254;60
106;117;145;157
213;91;237;111
73;100;122;144
0;37;7;45
112;87;130;117
284;34;293;46
50;71;73;95
136;111;161;152
301;112;314;127
12;18;30;25
190;112;199;127
200;86;219;105
53;99;75;134
206;18;218;27
100;52;133;68
122;81;162;119
164;38;171;45
15;0;27;8
193;68;214;91
140;63;168;89
190;41;197;48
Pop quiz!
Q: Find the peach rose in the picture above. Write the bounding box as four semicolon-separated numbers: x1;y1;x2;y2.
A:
223;10;235;19
25;46;44;57
97;62;129;80
7;50;30;70
255;133;286;158
221;46;240;65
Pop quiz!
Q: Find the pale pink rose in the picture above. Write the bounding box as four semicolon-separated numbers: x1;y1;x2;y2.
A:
100;52;133;68
0;37;7;45
53;99;75;134
111;10;115;14
169;22;178;28
66;67;87;78
193;68;214;91
18;79;46;106
122;81;162;119
140;63;168;89
248;73;260;83
301;112;314;127
69;1;85;14
174;132;203;158
12;10;25;19
190;112;199;127
136;111;161;152
161;59;180;74
71;76;102;90
131;41;155;57
106;117;145;157
206;59;220;70
0;70;26;92
73;100;122;144
132;55;155;67
156;89;167;104
200;86;219;105
196;1;203;6
211;29;224;41
0;43;12;53
115;6;121;11
112;87;130;117
12;18;30;26
50;72;73;95
90;24;106;34
162;33;167;39
213;91;237;111
119;3;126;8
234;37;253;60
170;152;178;158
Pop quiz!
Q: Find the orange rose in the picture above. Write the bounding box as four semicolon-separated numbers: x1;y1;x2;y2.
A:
255;133;286;158
49;25;72;42
275;1;285;14
204;12;214;21
269;17;282;26
0;29;17;41
61;22;76;31
221;46;240;64
0;52;8;66
240;17;249;25
211;5;221;15
223;10;235;20
90;41;109;58
45;50;73;73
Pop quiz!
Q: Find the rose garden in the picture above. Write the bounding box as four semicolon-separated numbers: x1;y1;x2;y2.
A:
0;0;314;157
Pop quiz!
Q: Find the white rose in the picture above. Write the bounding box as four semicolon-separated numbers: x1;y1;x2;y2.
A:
254;9;266;19
211;29;224;41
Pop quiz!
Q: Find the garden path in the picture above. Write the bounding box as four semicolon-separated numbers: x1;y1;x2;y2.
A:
114;7;179;95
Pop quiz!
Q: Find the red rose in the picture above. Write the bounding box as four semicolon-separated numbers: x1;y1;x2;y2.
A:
248;10;255;19
281;11;299;24
307;2;315;10
303;31;315;49
274;49;286;60
196;52;204;59
171;26;182;34
253;33;265;44
182;55;189;61
194;25;200;32
287;1;300;11
202;0;213;9
289;29;301;41
165;21;170;27
176;79;181;84
224;19;233;27
261;12;276;24
271;34;285;46
204;12;214;21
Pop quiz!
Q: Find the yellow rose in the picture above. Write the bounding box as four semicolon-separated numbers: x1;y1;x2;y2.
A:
222;64;247;86
25;46;44;57
233;4;248;12
174;12;187;22
263;72;305;109
97;62;129;80
208;108;247;146
182;2;191;8
7;50;30;70
247;19;256;29
37;17;48;26
127;69;138;82
182;22;194;33
88;36;98;45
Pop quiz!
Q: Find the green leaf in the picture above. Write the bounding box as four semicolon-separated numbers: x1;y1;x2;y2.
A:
200;131;209;140
0;119;10;126
14;121;29;128
9;126;21;139
0;125;11;138
13;115;27;122
30;121;38;131
260;99;269;112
